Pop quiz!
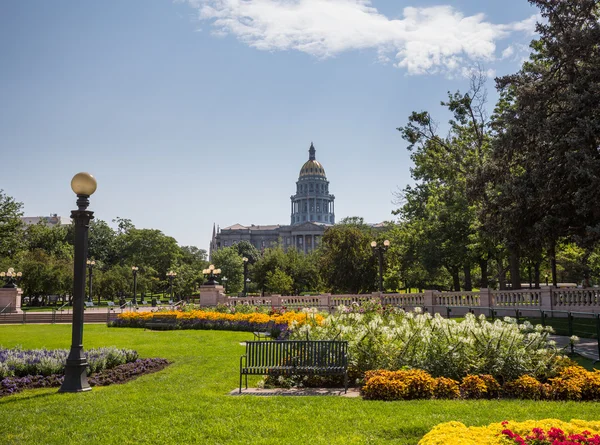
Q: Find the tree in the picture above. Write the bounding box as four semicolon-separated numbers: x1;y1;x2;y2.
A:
180;245;207;266
88;220;117;266
118;229;181;275
318;219;377;294
235;241;260;264
397;70;495;289
24;222;72;260
211;246;244;294
0;190;24;259
491;0;600;287
265;269;294;295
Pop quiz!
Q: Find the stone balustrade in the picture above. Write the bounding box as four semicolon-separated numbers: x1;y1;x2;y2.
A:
205;286;600;313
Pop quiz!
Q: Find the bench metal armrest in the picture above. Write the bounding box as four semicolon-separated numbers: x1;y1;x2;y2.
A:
240;354;247;370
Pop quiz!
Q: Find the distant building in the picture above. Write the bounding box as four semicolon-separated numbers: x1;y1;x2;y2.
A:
21;214;69;226
210;143;335;258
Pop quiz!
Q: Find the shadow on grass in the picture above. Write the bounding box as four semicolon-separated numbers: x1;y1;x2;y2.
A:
0;388;57;405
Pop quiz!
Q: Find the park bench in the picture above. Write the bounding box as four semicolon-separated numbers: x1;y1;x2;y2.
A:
239;340;348;393
145;314;178;331
253;320;276;341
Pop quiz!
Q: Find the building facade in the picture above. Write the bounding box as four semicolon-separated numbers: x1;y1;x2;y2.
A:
21;214;69;226
210;143;335;258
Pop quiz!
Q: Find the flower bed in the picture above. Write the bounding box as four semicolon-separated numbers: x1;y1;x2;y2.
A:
362;366;600;401
290;307;560;381
0;358;169;397
419;420;600;445
0;346;138;378
112;309;323;338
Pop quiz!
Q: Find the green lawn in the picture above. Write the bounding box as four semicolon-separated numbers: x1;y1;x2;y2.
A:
1;325;600;445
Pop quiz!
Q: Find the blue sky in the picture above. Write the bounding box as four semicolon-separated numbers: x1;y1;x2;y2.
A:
0;0;539;252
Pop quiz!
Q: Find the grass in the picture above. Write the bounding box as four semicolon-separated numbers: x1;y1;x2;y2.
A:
1;326;600;445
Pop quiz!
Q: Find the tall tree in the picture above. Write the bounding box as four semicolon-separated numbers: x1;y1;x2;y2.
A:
397;70;495;289
318;218;377;294
491;0;600;287
0;190;24;259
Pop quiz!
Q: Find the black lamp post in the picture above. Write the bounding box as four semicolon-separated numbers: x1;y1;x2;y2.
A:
1;268;22;288
371;239;390;293
86;260;95;303
222;276;228;294
167;271;177;301
242;257;249;297
545;274;549;287
202;265;221;285
59;172;97;393
131;266;139;305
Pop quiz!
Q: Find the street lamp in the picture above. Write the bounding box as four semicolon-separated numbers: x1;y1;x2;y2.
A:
131;266;139;305
1;268;23;288
371;239;390;293
202;265;221;285
59;172;97;393
86;260;95;303
222;276;228;294
545;274;549;287
242;257;249;297
167;271;177;301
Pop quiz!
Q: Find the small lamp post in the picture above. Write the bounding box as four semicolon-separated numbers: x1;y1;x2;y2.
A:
1;268;23;288
242;257;249;297
86;260;95;302
371;239;390;293
545;274;549;287
222;276;228;294
202;265;221;285
131;266;139;305
59;172;97;393
167;271;177;301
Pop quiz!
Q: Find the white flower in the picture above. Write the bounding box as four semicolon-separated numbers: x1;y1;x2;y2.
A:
570;335;580;344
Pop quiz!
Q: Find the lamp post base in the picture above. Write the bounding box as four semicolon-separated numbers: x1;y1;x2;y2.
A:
59;357;91;393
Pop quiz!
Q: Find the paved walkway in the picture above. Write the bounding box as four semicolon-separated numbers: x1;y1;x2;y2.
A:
550;335;599;361
230;387;360;397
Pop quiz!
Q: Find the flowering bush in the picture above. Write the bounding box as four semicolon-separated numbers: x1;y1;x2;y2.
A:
503;375;546;400
362;369;436;400
459;375;490;399
0;346;138;378
548;366;600;401
433;377;460;399
418;420;600;445
290;309;559;381
361;370;501;401
502;424;600;444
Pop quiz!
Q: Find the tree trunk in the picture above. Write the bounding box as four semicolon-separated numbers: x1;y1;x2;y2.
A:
497;255;507;290
509;247;521;290
451;267;461;291
549;241;558;287
479;257;489;289
534;261;541;289
463;264;472;291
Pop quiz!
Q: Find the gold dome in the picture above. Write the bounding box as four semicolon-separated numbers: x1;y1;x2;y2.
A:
299;160;326;178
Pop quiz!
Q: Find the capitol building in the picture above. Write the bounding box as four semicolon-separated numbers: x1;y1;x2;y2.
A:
209;143;335;257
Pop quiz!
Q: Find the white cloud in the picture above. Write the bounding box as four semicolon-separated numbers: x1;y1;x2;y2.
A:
185;0;537;75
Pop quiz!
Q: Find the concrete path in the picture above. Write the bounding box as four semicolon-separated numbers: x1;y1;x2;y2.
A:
230;387;360;397
550;335;599;361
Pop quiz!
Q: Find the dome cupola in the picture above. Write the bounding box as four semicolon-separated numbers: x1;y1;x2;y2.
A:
290;142;335;226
